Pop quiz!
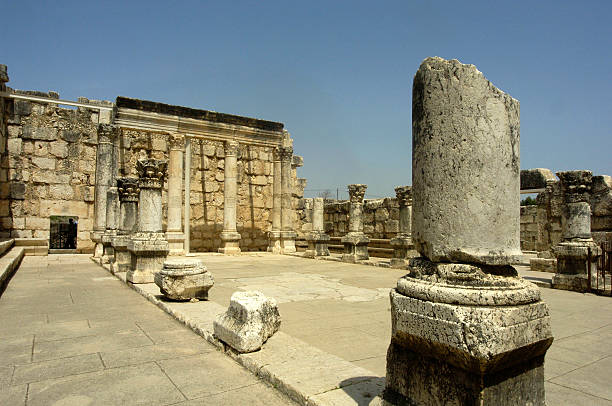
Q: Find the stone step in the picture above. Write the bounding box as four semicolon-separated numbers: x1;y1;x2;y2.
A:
0;246;25;297
0;238;15;258
14;238;48;256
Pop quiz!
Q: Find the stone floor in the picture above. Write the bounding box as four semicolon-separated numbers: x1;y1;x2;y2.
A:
1;253;612;405
0;254;295;405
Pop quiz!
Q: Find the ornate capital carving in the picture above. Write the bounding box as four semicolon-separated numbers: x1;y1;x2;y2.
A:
272;147;282;162
225;140;240;156
117;177;139;202
168;133;186;150
136;159;167;189
557;170;592;203
348;184;367;203
279;146;293;162
395;186;413;207
97;124;118;144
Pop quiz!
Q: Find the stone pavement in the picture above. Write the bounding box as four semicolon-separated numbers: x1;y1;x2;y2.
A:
0;254;295;405
2;253;612;405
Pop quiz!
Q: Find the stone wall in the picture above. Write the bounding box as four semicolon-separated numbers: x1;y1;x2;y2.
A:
322;198;400;239
0;66;8;232
1;87;304;252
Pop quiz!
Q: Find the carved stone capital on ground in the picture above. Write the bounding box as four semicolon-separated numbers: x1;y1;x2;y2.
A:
348;184;367;203
168;133;186;150
394;186;412;207
136;158;167;189
116;177;139;202
557;170;592;203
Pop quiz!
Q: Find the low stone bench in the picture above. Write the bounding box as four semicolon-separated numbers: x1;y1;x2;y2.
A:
154;258;214;301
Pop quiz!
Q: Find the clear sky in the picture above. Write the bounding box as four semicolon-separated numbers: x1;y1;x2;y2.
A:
3;1;611;199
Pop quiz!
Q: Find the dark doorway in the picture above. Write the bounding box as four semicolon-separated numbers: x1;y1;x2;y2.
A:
49;216;78;250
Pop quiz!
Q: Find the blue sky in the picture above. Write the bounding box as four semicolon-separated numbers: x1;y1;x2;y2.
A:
3;1;611;199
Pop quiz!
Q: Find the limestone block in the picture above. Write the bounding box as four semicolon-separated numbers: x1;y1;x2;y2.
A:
49;141;68;158
7;138;21;155
155;258;214;301
22;126;57;141
26;217;49;231
48;184;74;200
213;291;281;353
412;57;521;265
32;157;56;171
530;258;557;273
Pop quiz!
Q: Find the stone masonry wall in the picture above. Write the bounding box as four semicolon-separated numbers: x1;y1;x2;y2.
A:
1;91;303;253
322;198;400;239
0;67;8;233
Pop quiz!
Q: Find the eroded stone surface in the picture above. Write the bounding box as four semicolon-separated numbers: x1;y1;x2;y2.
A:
214;291;281;353
155;258;214;301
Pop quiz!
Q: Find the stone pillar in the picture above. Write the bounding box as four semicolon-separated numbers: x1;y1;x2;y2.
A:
552;170;601;292
280;145;297;253
219;141;241;254
111;177;139;274
390;186;414;268
267;147;282;253
100;187;119;264
384;57;552;406
184;137;191;255
166;134;185;255
91;124;117;258
127;159;169;284
341;184;370;262
304;198;330;258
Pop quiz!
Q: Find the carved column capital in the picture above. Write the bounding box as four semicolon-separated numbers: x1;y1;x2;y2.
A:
168;133;186;151
348;184;367;203
556;170;592;203
225;140;240;156
395;186;413;207
117;177;140;202
97;124;118;144
279;146;293;162
136;159;167;189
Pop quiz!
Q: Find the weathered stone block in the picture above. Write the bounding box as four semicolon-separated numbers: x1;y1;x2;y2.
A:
22;126;58;141
10;182;26;200
154;258;214;301
213;291;281;353
32;157;56;170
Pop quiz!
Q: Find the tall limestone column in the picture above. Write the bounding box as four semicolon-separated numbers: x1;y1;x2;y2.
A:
384;57;553;405
304;197;330;258
219;141;241;254
100;187;119;264
390;186;414;268
127;159;169;284
279;145;297;253
166;134;185;255
91;124;117;258
552;170;601;292
111;177;139;274
341;184;369;262
267;147;282;253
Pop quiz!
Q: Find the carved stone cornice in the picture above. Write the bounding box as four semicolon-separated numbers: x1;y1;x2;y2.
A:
279;146;293;162
224;140;240;156
117;177;140;202
136;159;167;189
348;184;367;203
395;186;413;207
168;133;185;151
98;124;118;144
557;170;592;203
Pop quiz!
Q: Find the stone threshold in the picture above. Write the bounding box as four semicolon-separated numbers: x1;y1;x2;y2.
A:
92;257;385;406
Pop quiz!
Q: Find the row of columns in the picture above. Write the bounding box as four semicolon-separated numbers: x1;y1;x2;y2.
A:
92;130;298;259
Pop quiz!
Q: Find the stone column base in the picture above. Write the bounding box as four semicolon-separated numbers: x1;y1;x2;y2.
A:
280;231;297;254
219;231;241;254
267;231;282;254
166;231;185;256
385;259;553;405
389;236;414;268
127;232;169;284
90;231;104;258
304;231;330;258
111;235;131;274
552;240;601;292
100;231;117;264
341;233;370;262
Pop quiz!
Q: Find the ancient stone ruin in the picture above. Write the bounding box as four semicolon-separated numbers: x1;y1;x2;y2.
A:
384;57;553;405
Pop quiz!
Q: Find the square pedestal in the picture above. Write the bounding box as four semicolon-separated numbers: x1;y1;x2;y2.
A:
100;231;116;264
127;233;169;284
389;236;414;268
304;231;330;258
281;231;297;254
341;233;370;262
385;288;553;406
219;231;241;254
552;241;601;292
111;235;130;274
90;231;104;258
267;231;282;254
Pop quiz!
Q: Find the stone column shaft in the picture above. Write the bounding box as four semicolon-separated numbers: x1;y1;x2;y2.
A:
341;184;369;262
100;187;119;264
304;197;330;258
184;138;191;255
390;186;414;268
127;159;169;284
167;134;185;255
267;148;282;253
112;177;139;274
219;141;241;254
279;145;296;253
